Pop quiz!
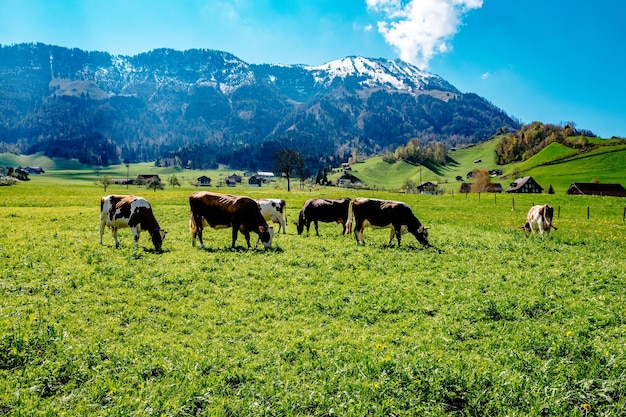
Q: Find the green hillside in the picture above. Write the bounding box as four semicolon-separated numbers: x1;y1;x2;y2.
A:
3;136;625;195
330;136;626;194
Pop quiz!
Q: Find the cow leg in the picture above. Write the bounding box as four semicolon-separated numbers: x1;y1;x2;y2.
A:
279;219;286;234
131;227;140;249
193;215;205;248
388;228;395;245
111;228;120;248
99;226;105;245
314;220;320;236
231;227;239;248
243;231;251;248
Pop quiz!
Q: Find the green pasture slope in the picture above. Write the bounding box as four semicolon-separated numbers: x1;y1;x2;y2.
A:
1;173;625;416
331;137;626;194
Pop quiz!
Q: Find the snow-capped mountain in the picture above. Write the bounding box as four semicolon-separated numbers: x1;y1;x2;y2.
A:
306;56;460;94
0;43;519;169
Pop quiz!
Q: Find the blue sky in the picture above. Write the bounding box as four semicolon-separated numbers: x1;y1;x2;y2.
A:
1;0;625;138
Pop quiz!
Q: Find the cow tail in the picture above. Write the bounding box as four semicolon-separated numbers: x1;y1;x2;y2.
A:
345;199;354;235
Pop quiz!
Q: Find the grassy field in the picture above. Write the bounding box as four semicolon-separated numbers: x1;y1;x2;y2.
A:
1;175;625;416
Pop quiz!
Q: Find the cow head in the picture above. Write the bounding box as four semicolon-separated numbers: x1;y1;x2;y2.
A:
258;225;274;249
295;212;305;235
150;227;167;251
416;225;430;246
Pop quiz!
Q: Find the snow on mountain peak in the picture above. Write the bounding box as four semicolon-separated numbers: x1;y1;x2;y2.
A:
305;56;459;94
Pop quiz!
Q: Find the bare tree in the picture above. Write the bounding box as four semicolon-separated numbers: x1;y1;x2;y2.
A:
274;148;304;192
95;174;113;193
470;169;491;193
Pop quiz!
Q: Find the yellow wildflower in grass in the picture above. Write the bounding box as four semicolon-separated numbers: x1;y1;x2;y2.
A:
565;331;572;337
582;403;591;414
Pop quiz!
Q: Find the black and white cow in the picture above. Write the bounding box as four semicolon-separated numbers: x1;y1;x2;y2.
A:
346;197;429;246
100;195;166;250
522;204;557;237
295;198;351;236
257;198;287;234
189;191;273;249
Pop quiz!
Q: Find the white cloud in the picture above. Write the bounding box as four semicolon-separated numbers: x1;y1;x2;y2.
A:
367;0;483;68
481;71;490;80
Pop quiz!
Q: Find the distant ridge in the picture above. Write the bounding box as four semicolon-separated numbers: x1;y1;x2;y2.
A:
0;43;520;169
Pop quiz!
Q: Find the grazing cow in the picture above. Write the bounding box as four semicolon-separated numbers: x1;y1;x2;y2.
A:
189;191;273;249
522;204;557;237
346;197;429;246
295;198;351;236
99;195;166;251
257;198;287;234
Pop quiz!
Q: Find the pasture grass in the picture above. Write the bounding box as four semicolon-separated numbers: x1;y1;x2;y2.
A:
1;180;625;416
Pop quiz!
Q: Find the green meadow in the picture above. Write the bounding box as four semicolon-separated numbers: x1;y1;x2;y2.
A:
1;168;625;415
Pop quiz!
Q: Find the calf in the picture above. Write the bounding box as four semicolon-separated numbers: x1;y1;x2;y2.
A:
346;197;429;246
189;191;273;249
100;195;166;251
295;198;351;236
522;204;557;237
257;198;287;234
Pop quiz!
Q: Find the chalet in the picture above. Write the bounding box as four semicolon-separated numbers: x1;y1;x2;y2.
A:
248;176;262;187
417;181;438;195
227;173;242;183
566;183;626;197
24;166;45;174
256;171;274;182
506;176;543;193
489;183;503;193
459;182;503;193
225;177;237;187
197;175;211;186
113;178;132;185
136;174;161;184
337;172;363;188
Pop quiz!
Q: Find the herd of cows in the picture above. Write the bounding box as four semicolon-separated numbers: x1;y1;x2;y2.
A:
99;191;556;252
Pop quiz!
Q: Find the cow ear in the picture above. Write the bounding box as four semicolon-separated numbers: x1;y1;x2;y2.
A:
259;226;266;233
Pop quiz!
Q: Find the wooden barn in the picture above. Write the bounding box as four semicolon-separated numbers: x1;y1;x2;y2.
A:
196;175;211;186
506;176;543;193
566;183;626;197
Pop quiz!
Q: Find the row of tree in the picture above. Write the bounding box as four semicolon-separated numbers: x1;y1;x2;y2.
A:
494;122;596;165
381;138;448;165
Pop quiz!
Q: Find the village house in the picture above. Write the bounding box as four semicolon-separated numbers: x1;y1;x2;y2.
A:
337;172;363;188
506;176;543;193
566;183;626;197
248;176;263;187
416;181;439;195
196;175;211;186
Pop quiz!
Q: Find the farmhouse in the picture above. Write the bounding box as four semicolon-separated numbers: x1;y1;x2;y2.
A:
196;175;211;186
136;174;161;184
566;183;626;197
506;176;543;193
459;182;503;193
337;172;363;188
417;181;438;195
248;176;262;187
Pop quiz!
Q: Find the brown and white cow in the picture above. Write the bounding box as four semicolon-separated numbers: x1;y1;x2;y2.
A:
522;204;557;237
100;195;166;251
257;198;287;234
189;191;273;249
295;198;351;236
346;197;429;246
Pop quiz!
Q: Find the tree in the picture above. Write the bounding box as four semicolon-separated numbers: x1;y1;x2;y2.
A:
146;177;164;192
168;174;181;188
470;169;491;193
274;148;304;192
95;174;113;193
